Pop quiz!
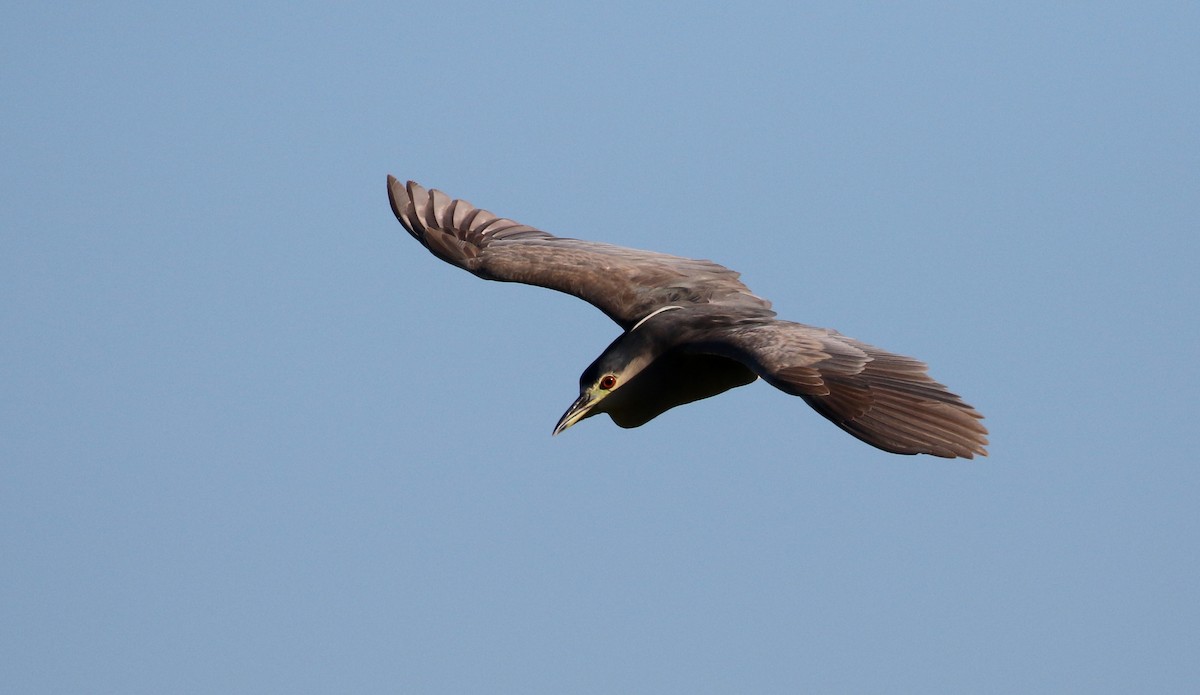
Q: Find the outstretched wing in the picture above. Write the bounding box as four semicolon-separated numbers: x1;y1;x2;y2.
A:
712;320;988;458
388;176;771;329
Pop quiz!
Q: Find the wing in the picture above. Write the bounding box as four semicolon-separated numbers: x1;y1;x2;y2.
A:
711;320;988;458
388;176;771;329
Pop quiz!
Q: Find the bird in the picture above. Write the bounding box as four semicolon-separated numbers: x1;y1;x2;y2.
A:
387;176;988;458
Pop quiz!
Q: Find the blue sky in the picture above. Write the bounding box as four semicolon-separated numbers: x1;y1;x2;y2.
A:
3;2;1198;692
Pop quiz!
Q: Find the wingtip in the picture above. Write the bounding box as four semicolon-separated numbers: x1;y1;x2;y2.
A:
386;175;411;223
388;176;435;244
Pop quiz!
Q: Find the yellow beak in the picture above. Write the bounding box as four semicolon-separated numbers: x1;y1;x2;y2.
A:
552;390;602;435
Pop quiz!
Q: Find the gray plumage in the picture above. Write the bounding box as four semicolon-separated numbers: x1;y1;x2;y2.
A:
388;176;988;459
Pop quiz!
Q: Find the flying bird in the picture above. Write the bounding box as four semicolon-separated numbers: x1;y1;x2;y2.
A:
388;176;987;458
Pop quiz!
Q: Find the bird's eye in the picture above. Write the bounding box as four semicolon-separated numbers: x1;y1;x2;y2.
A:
599;375;617;390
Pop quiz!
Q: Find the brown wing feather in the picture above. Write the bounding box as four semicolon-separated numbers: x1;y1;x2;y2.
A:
717;321;988;458
388;176;771;328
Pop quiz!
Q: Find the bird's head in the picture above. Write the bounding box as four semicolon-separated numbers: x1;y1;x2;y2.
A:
552;325;663;436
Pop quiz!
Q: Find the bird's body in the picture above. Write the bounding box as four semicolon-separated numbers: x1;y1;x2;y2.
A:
388;176;988;458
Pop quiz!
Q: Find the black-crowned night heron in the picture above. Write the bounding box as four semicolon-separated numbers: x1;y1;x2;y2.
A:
388;176;988;458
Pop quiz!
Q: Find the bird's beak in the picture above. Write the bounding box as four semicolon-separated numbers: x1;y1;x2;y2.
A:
553;390;600;436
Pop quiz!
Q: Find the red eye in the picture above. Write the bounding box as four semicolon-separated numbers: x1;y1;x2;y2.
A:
599;375;617;390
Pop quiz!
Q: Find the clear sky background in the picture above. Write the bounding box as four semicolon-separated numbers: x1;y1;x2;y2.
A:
3;2;1198;693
